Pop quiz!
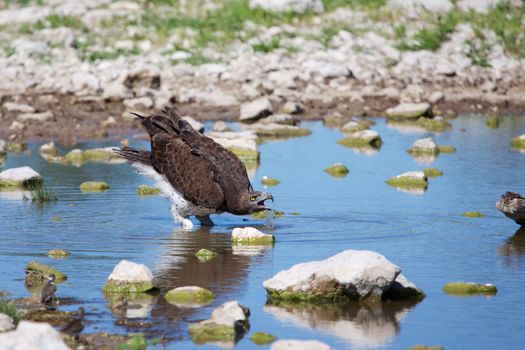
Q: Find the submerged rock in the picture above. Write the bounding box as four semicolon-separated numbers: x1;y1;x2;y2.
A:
386;171;428;190
195;249;217;261
47;249;71;259
0;166;43;191
0;313;15;332
442;282;497;295
79;181;109;192
232;227;275;245
189;301;250;344
270;339;331;350
137;185;160;196
418;116;451;132
462;211;486;218
263;249;424;303
25;261;67;285
511;134;525;149
341;120;369;133
385;103;432;119
165;286;215;308
407;137;439;155
496;192;525;226
438;145;456;153
337;130;382;148
324;163;349;177
0;321;70;350
422;168;443;178
250;332;277;345
102;260;156;294
261;176;280;186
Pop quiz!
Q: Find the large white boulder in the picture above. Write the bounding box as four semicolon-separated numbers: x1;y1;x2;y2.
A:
0;321;70;349
263;250;423;302
249;0;324;13
385;103;432;119
0;166;43;191
240;97;274;122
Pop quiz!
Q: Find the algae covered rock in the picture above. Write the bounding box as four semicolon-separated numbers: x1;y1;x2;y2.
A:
195;249;217;261
442;282;497;295
386;171;428;190
250;332;277;345
64;149;85;163
165;286;215;307
324;163;349;177
423;168;443;178
137;185;160;196
418;117;451;132
247;123;311;138
0;166;43;191
80;181;109;192
511;134;525;149
438;145;456;153
341;120;369;133
261;176;280;186
232;227;275;245
407;138;439;155
47;249;70;258
25;261;67;285
270;339;331;350
385;103;432;119
337;130;382;148
462;211;486;218
189;301;250;344
102;260;156;294
263;249;424;303
496;191;525;226
251;210;284;219
39;142;58;157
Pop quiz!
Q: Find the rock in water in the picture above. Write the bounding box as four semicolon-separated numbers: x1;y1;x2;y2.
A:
0;321;70;350
407;137;440;155
239;97;273;122
102;260;156;294
189;301;250;344
263;249;424;303
270;339;332;350
231;227;275;245
337;130;382;148
0;166;43;191
385;103;432;119
386;171;428;190
164;286;215;307
496;192;525;226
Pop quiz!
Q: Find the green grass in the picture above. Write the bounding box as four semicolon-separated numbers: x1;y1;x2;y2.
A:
0;299;21;324
252;37;281;52
182;55;218;65
86;47;141;62
322;0;386;11
24;186;58;205
35;13;86;30
465;39;492;67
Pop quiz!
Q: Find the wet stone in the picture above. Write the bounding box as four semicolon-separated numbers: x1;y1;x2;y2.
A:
261;176;280;186
25;261;67;285
137;185;160;196
511;134;525;149
422;168;443;178
47;249;71;258
337;130;382;148
102;260;156;294
324;163;349;177
407;137;439;155
232;227;275;245
0;166;43;191
386;171;428;190
165;286;215;308
80;181;109;192
250;332;277;345
195;249;217;261
385;103;432;120
485;115;500;129
439;145;456;153
443;282;497;295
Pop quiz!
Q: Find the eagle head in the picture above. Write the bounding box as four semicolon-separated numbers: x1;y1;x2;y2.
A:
242;191;273;214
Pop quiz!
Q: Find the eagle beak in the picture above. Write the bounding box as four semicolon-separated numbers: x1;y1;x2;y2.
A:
261;192;273;210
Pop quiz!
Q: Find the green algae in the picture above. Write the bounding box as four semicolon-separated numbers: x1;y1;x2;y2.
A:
407;146;439;155
261;176;280;186
137;185;160;196
337;136;382;148
423;168;443;178
251;210;284;219
511;136;525;149
438;145;456;153
442;282;497;295
195;249;217;261
250;332;277;345
418;117;451;132
232;235;275;245
25;261;67;284
189;323;237;344
102;280;156;294
0;177;42;192
165;287;215;306
462;211;486;218
324;163;349;177
80;181;109;192
47;249;70;258
386;176;428;189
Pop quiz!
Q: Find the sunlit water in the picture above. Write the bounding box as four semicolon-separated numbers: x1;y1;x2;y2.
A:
1;115;525;349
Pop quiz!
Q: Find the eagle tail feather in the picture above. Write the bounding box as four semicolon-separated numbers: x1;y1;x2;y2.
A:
114;147;151;165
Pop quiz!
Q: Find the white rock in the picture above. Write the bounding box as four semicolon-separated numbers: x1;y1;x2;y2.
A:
0;166;42;184
261;114;298;125
39;142;58;156
410;137;439;152
123;97;154;110
182;116;204;133
263;249;421;300
101;116;117;128
9;121;25;131
209;301;250;326
393;171;427;180
348;130;381;143
240;97;274;121
282;101;305;114
107;260;154;283
3;102;35;113
304;60;351;79
270;339;331;350
249;0;324;13
232;227;274;242
17;112;54;123
428;91;444;104
171;51;192;61
385;103;432;119
102;82;132;100
387;0;453;12
11;39;49;55
0;7;51;26
212;121;230;132
0;313;15;332
0;321;70;349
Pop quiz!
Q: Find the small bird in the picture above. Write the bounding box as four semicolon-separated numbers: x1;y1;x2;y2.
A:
115;107;273;228
40;274;56;304
61;307;85;340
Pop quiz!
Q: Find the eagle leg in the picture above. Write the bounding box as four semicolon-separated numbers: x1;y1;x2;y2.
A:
171;205;194;229
196;215;214;226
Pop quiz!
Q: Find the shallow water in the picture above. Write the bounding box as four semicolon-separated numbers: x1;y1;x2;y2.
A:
1;115;525;349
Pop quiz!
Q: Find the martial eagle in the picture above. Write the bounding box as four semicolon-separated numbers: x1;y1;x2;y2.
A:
115;107;273;228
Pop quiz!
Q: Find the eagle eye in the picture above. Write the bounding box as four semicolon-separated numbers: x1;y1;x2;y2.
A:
250;195;257;201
